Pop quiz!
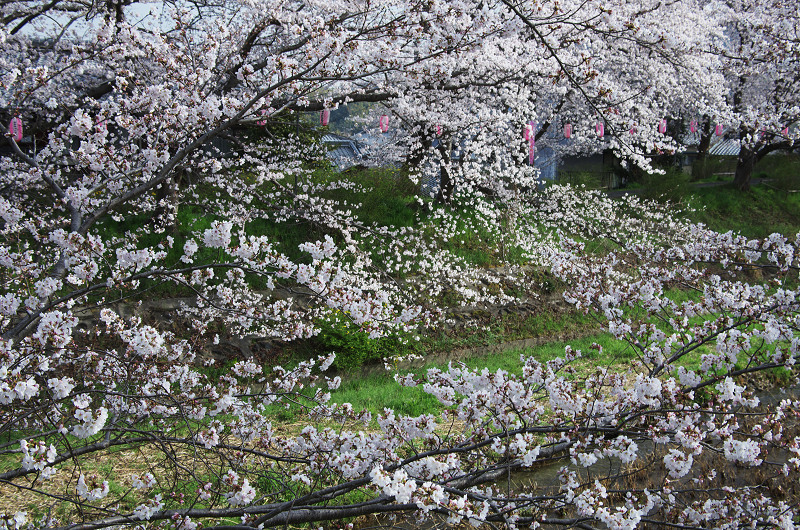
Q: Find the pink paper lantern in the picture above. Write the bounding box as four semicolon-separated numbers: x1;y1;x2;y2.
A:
629;126;637;134
523;121;536;165
715;124;723;136
564;123;571;139
320;109;330;127
596;122;604;138
782;127;789;136
658;119;667;134
379;115;389;133
96;118;107;132
257;110;268;126
435;124;442;136
8;117;22;142
690;120;698;133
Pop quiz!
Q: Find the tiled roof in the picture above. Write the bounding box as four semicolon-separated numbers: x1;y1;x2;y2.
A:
708;138;741;156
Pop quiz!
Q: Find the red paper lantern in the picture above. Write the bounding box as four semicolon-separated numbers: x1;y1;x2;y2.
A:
379;115;389;133
715;124;723;136
658;119;667;134
257;110;268;126
564;123;571;139
320;109;330;126
596;122;604;138
435;124;442;136
690;120;698;133
8;117;22;142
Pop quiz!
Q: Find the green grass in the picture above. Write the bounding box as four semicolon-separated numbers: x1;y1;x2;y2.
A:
754;152;800;189
331;372;442;416
640;167;692;203
313;166;420;228
325;331;638;418
650;153;800;238
686;183;800;238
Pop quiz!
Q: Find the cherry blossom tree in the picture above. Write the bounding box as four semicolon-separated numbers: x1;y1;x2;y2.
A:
376;0;730;205
709;0;800;190
2;0;800;529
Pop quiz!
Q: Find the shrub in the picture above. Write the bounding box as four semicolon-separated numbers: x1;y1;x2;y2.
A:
314;311;418;372
691;155;736;182
756;153;800;190
557;170;602;188
641;166;691;202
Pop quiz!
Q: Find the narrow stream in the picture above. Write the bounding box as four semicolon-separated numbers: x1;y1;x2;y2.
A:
377;383;800;529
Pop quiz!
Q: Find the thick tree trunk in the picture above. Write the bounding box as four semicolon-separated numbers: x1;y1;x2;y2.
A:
435;139;454;204
436;165;454;204
733;145;756;191
692;119;712;180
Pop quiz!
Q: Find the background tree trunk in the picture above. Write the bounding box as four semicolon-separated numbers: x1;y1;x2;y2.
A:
436;139;454;204
734;145;756;191
692;118;712;181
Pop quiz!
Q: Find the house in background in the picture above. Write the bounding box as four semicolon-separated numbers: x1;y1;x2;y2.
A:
321;133;364;169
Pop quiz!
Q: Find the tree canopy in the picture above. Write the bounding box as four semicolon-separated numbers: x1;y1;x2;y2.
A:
1;0;800;528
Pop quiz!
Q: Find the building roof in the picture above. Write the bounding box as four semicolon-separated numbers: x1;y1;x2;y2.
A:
321;133;363;169
708;138;741;156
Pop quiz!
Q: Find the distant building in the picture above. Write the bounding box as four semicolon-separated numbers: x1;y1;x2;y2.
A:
321;133;364;169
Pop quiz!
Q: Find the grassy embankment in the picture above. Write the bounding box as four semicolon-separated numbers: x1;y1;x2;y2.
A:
277;156;800;419
92;155;800;419
4;157;799;523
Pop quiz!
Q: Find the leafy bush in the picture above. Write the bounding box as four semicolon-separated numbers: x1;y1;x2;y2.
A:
641;166;691;202
755;153;800;190
691;155;736;182
314;311;417;372
557;170;602;188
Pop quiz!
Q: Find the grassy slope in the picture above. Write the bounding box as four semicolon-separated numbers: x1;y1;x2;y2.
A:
97;158;800;418
320;161;800;417
687;183;800;239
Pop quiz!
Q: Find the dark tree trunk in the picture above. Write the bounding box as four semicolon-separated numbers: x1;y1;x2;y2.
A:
692;118;713;181
734;145;756;191
436;164;454;204
152;174;182;230
435;139;454;204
